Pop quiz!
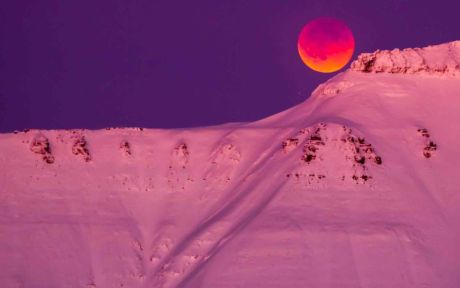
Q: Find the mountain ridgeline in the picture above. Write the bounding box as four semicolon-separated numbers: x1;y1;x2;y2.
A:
1;41;460;288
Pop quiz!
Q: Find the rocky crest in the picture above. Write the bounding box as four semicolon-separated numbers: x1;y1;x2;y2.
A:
350;41;460;74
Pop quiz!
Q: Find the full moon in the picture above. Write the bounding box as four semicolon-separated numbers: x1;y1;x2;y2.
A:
298;17;355;73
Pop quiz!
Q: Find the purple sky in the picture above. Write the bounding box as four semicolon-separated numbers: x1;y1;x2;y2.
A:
1;1;459;132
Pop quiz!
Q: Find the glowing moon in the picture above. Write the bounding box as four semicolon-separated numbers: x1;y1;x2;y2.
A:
298;17;355;73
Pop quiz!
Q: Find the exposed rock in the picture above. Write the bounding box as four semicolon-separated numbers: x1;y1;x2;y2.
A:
167;143;193;191
285;172;326;185
350;41;460;75
312;81;355;98
342;133;383;167
341;133;382;184
287;123;383;185
417;128;430;138
423;141;438;158
211;143;241;164
173;143;189;168
72;136;92;162
301;124;326;163
282;127;313;154
417;128;438;158
30;134;54;164
282;138;299;153
120;140;132;156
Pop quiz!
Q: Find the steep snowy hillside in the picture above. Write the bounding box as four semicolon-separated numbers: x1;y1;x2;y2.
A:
1;41;460;288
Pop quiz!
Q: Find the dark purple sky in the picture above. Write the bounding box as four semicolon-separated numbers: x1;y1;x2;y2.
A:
1;1;459;132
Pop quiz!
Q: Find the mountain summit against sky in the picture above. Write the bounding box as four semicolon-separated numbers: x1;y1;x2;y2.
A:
1;41;460;288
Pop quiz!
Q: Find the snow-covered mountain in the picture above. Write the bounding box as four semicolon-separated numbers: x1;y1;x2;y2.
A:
1;41;460;288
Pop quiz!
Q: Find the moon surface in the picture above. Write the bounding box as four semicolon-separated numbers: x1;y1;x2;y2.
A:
298;17;355;73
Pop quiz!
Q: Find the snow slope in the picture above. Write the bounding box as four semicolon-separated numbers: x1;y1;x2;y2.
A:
1;41;460;288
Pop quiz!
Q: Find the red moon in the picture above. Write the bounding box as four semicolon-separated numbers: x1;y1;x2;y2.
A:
298;17;355;73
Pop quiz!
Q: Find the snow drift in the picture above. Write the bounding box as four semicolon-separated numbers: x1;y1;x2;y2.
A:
1;41;460;288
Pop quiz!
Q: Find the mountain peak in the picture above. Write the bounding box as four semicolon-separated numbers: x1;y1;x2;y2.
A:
350;41;460;75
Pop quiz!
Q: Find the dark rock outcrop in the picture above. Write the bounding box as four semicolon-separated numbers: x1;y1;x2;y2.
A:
30;135;54;164
72;136;92;162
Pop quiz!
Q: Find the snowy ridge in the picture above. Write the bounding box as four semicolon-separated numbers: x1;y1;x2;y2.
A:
350;41;460;74
1;42;460;287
